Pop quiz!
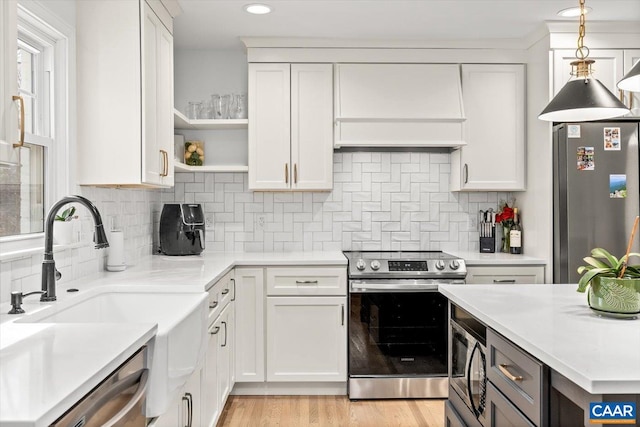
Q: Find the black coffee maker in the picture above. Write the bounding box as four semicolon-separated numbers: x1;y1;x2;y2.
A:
159;204;206;255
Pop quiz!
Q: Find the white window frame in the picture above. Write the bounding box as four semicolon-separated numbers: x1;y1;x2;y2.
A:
0;1;73;258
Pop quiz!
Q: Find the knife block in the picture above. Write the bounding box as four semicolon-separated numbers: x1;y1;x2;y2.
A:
480;237;495;253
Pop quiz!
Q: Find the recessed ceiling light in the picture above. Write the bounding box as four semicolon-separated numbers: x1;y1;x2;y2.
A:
244;4;272;15
556;6;592;17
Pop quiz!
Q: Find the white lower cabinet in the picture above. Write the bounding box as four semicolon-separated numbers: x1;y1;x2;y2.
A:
202;297;235;427
465;265;545;284
266;296;347;382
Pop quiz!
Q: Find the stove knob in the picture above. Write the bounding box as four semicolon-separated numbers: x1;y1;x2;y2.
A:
449;260;460;270
435;260;446;271
356;259;366;271
370;260;381;271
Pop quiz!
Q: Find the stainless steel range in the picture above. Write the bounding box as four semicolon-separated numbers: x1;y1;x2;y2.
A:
343;250;466;399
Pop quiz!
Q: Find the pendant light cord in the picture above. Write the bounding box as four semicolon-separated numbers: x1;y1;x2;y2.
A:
576;0;588;60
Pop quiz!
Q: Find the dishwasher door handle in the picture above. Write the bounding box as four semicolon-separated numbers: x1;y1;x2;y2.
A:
69;368;149;427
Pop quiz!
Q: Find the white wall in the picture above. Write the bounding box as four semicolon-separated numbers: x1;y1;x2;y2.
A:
161;152;512;252
520;34;553;282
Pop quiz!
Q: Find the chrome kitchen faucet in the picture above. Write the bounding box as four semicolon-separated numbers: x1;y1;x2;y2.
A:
41;195;109;302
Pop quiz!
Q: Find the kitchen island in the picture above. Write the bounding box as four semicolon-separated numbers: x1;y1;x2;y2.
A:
440;283;640;426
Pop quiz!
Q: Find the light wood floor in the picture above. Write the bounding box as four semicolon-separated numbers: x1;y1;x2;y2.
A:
218;396;445;427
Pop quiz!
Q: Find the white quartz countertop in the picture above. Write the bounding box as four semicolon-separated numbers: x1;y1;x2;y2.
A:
439;283;640;394
0;250;346;426
449;250;546;266
0;322;156;427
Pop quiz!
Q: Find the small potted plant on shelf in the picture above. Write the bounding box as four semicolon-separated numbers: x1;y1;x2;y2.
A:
53;205;77;245
577;216;640;318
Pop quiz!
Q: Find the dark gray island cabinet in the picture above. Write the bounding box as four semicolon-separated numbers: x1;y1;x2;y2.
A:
441;284;640;427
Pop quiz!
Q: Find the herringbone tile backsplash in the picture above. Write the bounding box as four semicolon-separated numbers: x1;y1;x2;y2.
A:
162;152;510;253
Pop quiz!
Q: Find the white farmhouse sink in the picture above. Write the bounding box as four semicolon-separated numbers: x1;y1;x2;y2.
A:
17;288;208;418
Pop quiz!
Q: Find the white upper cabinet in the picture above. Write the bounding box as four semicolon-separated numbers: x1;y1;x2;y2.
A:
334;63;466;148
248;63;333;191
77;0;174;187
553;49;624;96
451;64;526;191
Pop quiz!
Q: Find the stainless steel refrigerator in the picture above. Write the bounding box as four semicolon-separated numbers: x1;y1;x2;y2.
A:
553;121;640;284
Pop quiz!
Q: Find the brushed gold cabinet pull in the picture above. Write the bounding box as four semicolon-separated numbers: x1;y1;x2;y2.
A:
294;163;298;184
619;89;625;102
285;163;289;184
160;150;168;176
498;363;523;382
12;95;25;148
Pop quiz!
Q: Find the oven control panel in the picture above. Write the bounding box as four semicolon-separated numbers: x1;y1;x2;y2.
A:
388;261;428;271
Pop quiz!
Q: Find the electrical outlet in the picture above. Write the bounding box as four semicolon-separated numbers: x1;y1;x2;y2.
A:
205;213;215;230
256;215;265;229
468;216;477;230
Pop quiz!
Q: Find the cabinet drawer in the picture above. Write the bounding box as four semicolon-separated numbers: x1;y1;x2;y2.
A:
487;329;546;426
486;382;536;427
466;266;544;284
266;267;347;296
207;269;235;323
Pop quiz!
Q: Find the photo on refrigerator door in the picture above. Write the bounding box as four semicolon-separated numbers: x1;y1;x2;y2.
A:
604;127;621;151
609;174;627;198
577;146;594;171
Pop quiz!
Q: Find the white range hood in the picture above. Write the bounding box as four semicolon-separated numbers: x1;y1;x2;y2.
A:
334;63;466;148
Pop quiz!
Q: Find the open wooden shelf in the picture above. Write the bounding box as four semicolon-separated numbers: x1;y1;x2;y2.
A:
174;161;248;173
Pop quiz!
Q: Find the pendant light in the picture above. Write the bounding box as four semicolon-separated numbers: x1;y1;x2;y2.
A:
617;60;640;92
538;0;630;122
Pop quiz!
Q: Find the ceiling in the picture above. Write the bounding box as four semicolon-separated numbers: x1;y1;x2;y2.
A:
173;0;640;50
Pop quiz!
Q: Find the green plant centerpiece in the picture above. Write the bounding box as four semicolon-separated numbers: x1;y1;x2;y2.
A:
577;247;640;318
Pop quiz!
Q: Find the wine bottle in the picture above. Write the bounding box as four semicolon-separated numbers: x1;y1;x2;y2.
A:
510;208;523;254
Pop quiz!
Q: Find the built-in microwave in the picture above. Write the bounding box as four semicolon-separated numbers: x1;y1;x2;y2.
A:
449;305;487;427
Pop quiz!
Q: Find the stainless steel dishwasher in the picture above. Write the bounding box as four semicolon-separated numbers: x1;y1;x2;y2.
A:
51;347;149;427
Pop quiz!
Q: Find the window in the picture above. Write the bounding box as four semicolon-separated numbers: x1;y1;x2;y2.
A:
0;3;70;250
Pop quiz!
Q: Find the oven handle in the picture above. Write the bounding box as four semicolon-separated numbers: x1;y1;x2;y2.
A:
350;281;442;292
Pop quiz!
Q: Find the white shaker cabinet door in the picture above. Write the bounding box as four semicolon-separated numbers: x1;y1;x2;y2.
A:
202;316;221;427
142;1;174;186
234;268;265;383
553;49;624;96
453;64;525;191
266;296;347;382
291;63;333;190
248;63;291;190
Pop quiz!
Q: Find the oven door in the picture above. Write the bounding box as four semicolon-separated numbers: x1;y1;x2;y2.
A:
450;319;487;425
349;282;448;377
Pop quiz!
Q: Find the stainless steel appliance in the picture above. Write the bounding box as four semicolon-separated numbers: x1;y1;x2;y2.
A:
344;250;466;399
450;304;487;426
51;347;148;426
553;121;640;283
159;204;206;256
